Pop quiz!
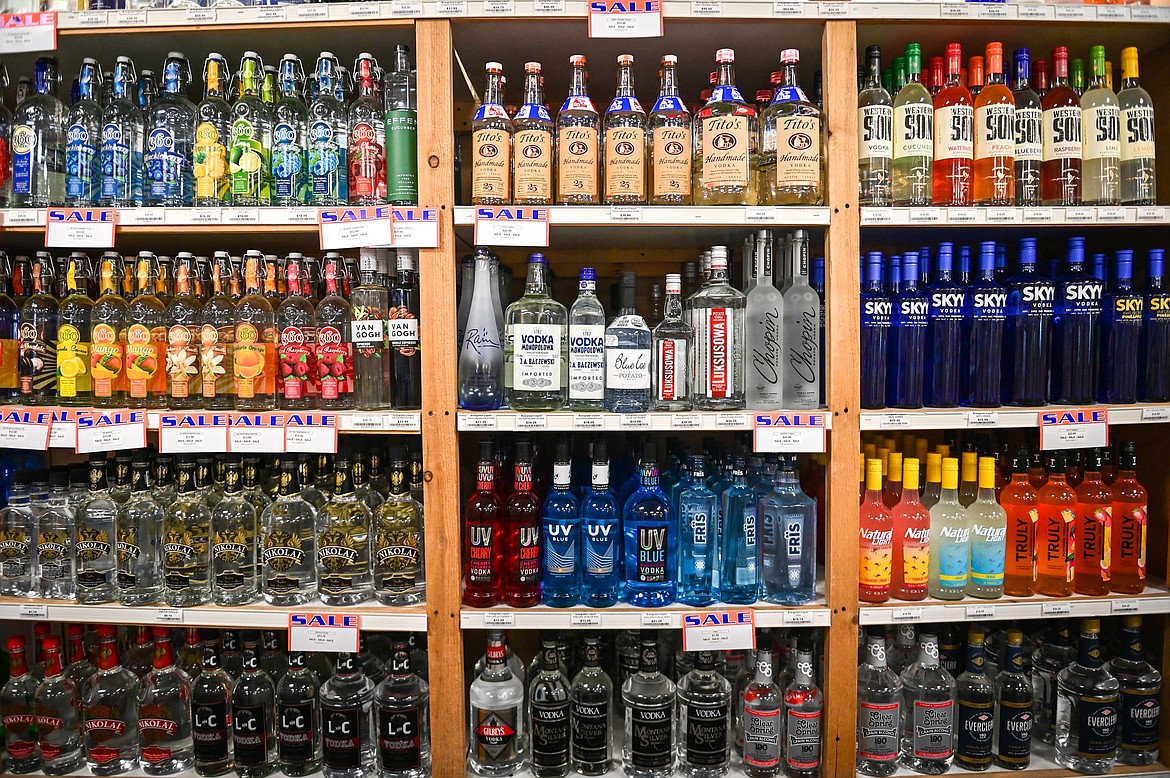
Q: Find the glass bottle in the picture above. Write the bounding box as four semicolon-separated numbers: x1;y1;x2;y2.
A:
388;249;421;410
1118;47;1156;205
458;248;504;410
2;635;42;774
676;649;730;777
275;254;316;409
275;650;321;777
1042;47;1082;206
1082;45;1121;206
899;633;956;774
136;627;194;775
165;254;201;408
468;633;525;776
145;53;196;207
603;54;647;205
857;631;901;777
124;253;167;408
307;53;348;206
648;55;692;205
199;253;235;408
993;628;1033;770
622;632;676;777
0;254;19;402
35;469;75;600
18;255;59;404
471;62;511;205
528;639;571;778
719;458;758;605
504;253;567;410
623;444;676;607
65;59;103;206
260;460;317;606
37;634;85;776
954;628;994;771
693;49;758;205
761;455;816;604
317;458;373;606
234;251;277;410
75;453;118;603
314;254;355;410
463;441;503;607
11;57;67;207
652;273;693;410
373;452;424;606
57;253;93;406
966;456;1006;599
1109;616;1161;765
1012;49;1043;207
1072;450;1112;596
745;231;783;409
858;45;893;207
1110;441;1147;593
783;647;823;778
320;651;375;778
506;61;555;204
604;272;651;413
557;55;600;205
1000;449;1038;596
271;55;309;207
118;452;165;606
232;643;278;778
83;626;141;776
973;43;1014;206
565;267;605;410
382;44;418;206
928;457;969;599
162;458;213;607
348;53;385;206
229;53;272;206
677;454;717;607
193;54;232;206
373;635;429;778
100;56;144;207
689;246;745;409
859;458;893;603
932;43;974;206
569;636;612;775
351;248;391;410
210;458;258;606
1055;618;1119;773
781;230;820;408
892;44;933;206
191;632;233;777
578;443;620;608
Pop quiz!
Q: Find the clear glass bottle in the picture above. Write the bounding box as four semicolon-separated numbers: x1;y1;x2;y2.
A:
0;472;33;596
690;246;746;410
166;254;202;408
200;253;236;409
746;230;783;409
162;457;213;607
459;247;504;410
314;254;355;410
761;49;824;206
504;253;567;410
858;45;893;207
858;631;901;777
693;49;758;205
677;455;718;607
275;254;316;409
783;646;823;778
234;252;277;410
211;458;258;605
57;254;93;405
12;57;67;207
276;650;322;777
741;648;780;777
512;61;554;205
229;53;272;206
351;248;391;410
568;267;606;411
892;44;934;206
760;455;816;604
677;649;731;777
932;43;974;206
557;55;600;205
232;642;278;778
1042;47;1082;206
65;59;103;206
1012;49;1043;207
124;253;167;408
117;452;164;605
2;635;42;773
307;53;348;206
568;635;612;775
75;453;118;603
993;628;1033;770
471;62;511;205
1109;615;1161;765
34;469;74;600
318;457;373;606
1055;618;1119;773
19;255;59;404
622;632;676;777
973;43;1015;206
528;639;571;778
604;54;647;205
899;633;956;774
1118;47;1156;205
36;635;85;776
719;458;759;604
652;273;693;410
966;456;1006;599
321;651;375;778
469;632;525;776
604;272;651;413
928;457;969;600
193;54;232;206
648;55;692;205
373;452;424;605
271;55;309;207
145;53;196;207
347;53;385;206
136;627;194;775
99;57;145;207
191;632;233;778
383;45;418;206
83;625;141;776
1081;45;1121;206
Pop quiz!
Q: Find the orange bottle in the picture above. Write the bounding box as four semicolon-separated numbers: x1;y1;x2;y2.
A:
1036;452;1076;597
1111;441;1147;594
1028;450;1048;491
883;452;904;509
891;457;930;601
859;458;893;603
932;42;974;206
973;43;1015;206
1000;449;1039;597
1074;449;1112;596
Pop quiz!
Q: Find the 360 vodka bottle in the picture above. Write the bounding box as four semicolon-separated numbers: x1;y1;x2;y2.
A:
12;57;67;207
65;59;103;206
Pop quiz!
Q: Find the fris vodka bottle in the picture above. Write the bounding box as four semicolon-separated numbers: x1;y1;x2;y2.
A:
580;443;620;607
653;273;692;410
468;633;525;776
271;55;309;207
541;443;580;607
556;55;600;205
66;59;103;206
568;267;605;411
648;55;692;205
504;253;567;410
693;49;758;205
623;445;677;607
900;634;955;774
512;61;554;204
12;57;67;207
746;230;784;409
677;649;731;777
761;455;816;604
604;272;652;413
1081;46;1120;206
146;52;196;207
471;63;510;205
719;458;758;604
1055;618;1119;773
690;246;745;410
603;54;647;205
1012;49;1043;207
784;647;823;778
858;45;893;206
101;57;144;207
858;632;901;776
1109;616;1161;765
1118;47;1156;205
622;632;676;777
348;53;385;206
307;53;348;206
678;455;718;607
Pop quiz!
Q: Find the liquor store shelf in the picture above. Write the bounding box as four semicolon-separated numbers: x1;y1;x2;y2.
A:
888;753;1169;778
0;597;428;631
858;581;1170;626
860;205;1170;227
460;600;831;629
0;207;324;232
456;410;831;432
140;410;422;433
859;404;1170;431
451;205;832;228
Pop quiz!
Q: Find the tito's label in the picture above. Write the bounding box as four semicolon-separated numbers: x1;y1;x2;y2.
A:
701;115;749;188
557;126;599;199
512;128;553;201
472;128;510;201
604;126;645;200
652;126;691;198
775;115;822;188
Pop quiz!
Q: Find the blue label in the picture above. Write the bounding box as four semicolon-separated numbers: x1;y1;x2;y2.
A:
970;534;1005;587
861;296;892;328
100;122;132;199
971;289;1007;321
1078;698;1119;757
145;127;185;198
11;125;35;195
710;85;745;104
651;95;686;114
515;103;552;122
606;95;642;114
895;296;930;327
308;120;344;198
472;102;506;122
771;85;808;104
66;123;98;200
542;521;578;584
1060;280;1104;317
272;122;303;199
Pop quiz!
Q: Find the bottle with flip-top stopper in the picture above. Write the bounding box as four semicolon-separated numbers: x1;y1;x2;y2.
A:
146;52;196;207
194;54;232;206
65;59;103;206
229;53;272;206
348;53;385;206
234;251;277;410
307;53;348;206
271;55;309;207
12;57;67;207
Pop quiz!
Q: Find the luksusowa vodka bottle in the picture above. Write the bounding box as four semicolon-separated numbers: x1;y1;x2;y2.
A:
1081;46;1120;206
603;54;647;205
604;272;652;413
746;230;783;409
557;55;600;205
568;267;605;411
892;44;933;207
690;246;745;410
858;631;902;777
1118;47;1156;205
782;230;820;408
677;650;731;777
623;632;676;777
900;633;956;774
321;651;375;778
623;444;677;607
65;59;103;206
261;460;318;606
966;456;1006;599
719;458;759;604
271;55;309;207
580;443;621;607
760;455;816;604
570;636;613;775
858;45;893;207
101;56;145;207
459;247;504;410
541;443;580;607
146;52;196;207
504;253;567;410
468;633;526;776
308;53;348;206
194;54;232;206
693;49;757;205
12;57;67;207
1055;618;1120;773
1109;616;1161;765
648;55;692;205
678;455;718;607
652;273;692;410
348;53;385;206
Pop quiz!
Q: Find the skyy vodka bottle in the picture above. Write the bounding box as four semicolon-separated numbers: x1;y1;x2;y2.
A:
860;252;890;409
146;52;196;207
65;60;103;206
100;56;144;207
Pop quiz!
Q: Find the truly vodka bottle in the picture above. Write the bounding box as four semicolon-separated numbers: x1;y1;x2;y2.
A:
119;453;165;605
719;458;759;605
689;246;745;410
1055;618;1120;773
781;230;820;408
603;54;647;205
746;230;783;409
75;452;118;603
260;460;318;606
677;455;718;607
760;455;816;604
556;55;600;205
504;253;567;410
604;272;652;413
321;652;375;778
858;631;901;777
468;633;525;776
693;49;758;205
65;59;103;206
348;53;385;206
1118;47;1156;205
146;52;196;207
580;443;621;607
900;634;956;774
858;45;893;206
191;634;234;777
623;633;676;777
271;56;309;206
137;627;194;775
307;53;348;206
11;57;67;207
568;267;605;411
652;273;692;410
101;57;145;207
570;636;613;775
541;443;580;607
647;55;692;205
622;445;677;607
677;650;731;777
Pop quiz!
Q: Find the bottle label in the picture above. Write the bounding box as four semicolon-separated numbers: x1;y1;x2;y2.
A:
1121;105;1156;161
166;324;199;399
375;526;421;593
700;115;749;188
934;105;974;161
685;701;728;766
859;700;899;761
322;704;362;769
958;700;994;766
629;706;672;768
473;705;519;763
125;323;162;400
66;122;99;200
583;522;617;580
635;524;668;583
272;122;305;201
975;103;1015;159
76;526;114;590
604;126;646;200
652;126;691;198
936;523;971;589
1116;503;1146;574
859;105;893;160
1015;107;1043;162
351;315;385;354
472;128;511;201
192;700;230;763
348;120;384;199
568;323;604;401
858;528;892;595
278;325;316;400
467;523;495;585
531;700;570;768
230;118;268;199
775;115;822;188
655;337;687;401
512;323;564;392
786;708;822;769
1121;687;1161;750
894;103;933;159
516;524;541;584
37;528;72;582
969;523;1006;587
17;319;55;398
232;703;269;766
163;529;202;592
570;699;608;762
201;324;234;400
308;120;346;200
604;343;651;391
234;322;273;400
512;128;552;201
0;526;31;580
317;535;363;596
194;121;228;200
743;706;780;767
90;322;123;399
558;126;599;199
542;519;577;584
1077;694;1119;758
1043;106;1082;161
377;704;421;771
56;323;91;398
213;529;254;592
1083;104;1121;162
1080;505;1112;580
912;699;953;759
140;716;180;762
314;325;353;400
703;306;735;399
146;126;186;199
387;311;419;352
100;122;134;200
996;697;1033;765
278;700;317;764
385;108;419;203
12;124;35;195
899;526;929;593
262;531;306;594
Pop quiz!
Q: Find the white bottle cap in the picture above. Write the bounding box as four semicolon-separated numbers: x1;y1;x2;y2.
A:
665;274;681;294
710;246;729;269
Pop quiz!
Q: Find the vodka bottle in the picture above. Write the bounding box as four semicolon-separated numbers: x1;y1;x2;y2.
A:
470;62;510;205
351;249;391;410
307;53;348;206
677;650;731;777
321;651;375;778
232;644;278;778
966;456;1007;599
36;635;85;776
741;649;781;777
858;632;901;776
163;458;213;607
760;455;816;604
556;55;600;204
194;54;232;206
271;55;309;206
955;629;995;770
677;455;718;607
719;458;759;604
229;53;272;206
212;458;259;606
84;625;141;775
604;272;652;413
693;49;758;205
35;469;75;600
468;633;525;776
1055;618;1119;773
647;55;692;205
382;45;418;206
12;57;67;207
348;53;385;205
2;635;41;773
145;53;196;207
374;635;429;778
100;56;145;207
570;636;613;775
1109;616;1161;765
504;253;567;410
652;273;692;410
858;44;893;206
689;246;745;409
277;651;322;776
459;248;504;410
623;444;677;607
529;640;571;778
892;44;933;206
784;647;823;778
503;442;542;607
75;452;118;603
541;443;580;607
1118;47;1156;205
623;632;676;777
1081;46;1121;206
318;458;374;606
191;633;234;778
993;628;1033;770
580;443;621;607
568;267;605;411
746;230;784;409
66;59;103;206
373;452;424;606
136;628;194;775
900;633;956;774
781;230;820;408
0;472;34;596
260;460;318;606
117;453;163;605
510;63;553;204
860;251;889;409
1012;49;1043;207
603;54;647;205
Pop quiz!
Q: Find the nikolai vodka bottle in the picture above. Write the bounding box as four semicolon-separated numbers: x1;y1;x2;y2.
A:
689;246;745;410
568;268;605;411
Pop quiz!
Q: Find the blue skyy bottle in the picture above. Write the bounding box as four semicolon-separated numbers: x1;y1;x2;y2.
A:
622;443;676;607
957;245;971;286
718;457;759;605
580;442;621;608
964;241;1006;407
1002;237;1053;406
1052;237;1105;405
1100;250;1143;404
860;251;891;409
995;243;1008;283
887;251;929;408
1091;253;1108;283
541;442;580;607
884;253;901;296
918;244;932;288
677;455;718;607
925;242;965;407
1140;249;1170;402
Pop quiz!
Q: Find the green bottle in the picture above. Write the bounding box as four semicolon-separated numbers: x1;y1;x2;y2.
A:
229;52;273;205
383;44;418;205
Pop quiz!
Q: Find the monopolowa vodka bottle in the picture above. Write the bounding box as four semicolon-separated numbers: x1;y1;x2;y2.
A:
1055;618;1119;773
746;230;783;409
75;452;118;603
900;634;956;774
858;632;902;777
690;246;745;409
260;460;318;606
568;267;605;411
468;633;525;776
677;650;731;777
652;273;692;410
604;272;652;413
101;57;145;207
65;59;103;206
623;633;676;777
119;453;165;606
504;253;567;410
760;455;816;604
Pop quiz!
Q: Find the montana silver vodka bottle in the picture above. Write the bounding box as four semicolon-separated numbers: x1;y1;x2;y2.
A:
652;273;692;410
900;633;956;774
622;632;676;777
604;272;652;413
689;246;745;410
677;650;731;777
570;636;613;775
568;267;605;411
65;59;103;206
781;230;820;408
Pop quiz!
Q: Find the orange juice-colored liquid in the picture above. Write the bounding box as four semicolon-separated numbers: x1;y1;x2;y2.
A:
1001;460;1039;597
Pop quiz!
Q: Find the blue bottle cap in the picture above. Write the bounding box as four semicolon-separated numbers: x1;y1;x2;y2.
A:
980;242;996;274
1067;236;1086;266
1018;237;1037;266
580;267;596;281
1115;250;1133;280
529;253;546;264
937;243;953;274
902;250;919;282
1149;249;1164;278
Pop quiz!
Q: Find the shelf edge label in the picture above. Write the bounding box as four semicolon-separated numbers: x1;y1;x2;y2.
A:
753;412;827;453
0;12;56;54
288;613;360;653
473;206;550;247
682;609;755;651
318;206;394;251
1039;407;1108;450
0;407;54;451
158;413;230;453
45;208;116;248
75;409;147;454
588;0;663;37
391;207;440;247
284;412;339;454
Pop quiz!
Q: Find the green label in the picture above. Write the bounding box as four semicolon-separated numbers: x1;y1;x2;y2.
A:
385;109;418;203
229;118;269;199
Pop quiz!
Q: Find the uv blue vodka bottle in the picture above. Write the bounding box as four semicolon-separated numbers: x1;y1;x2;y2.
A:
65;59;102;206
677;455;718;607
924;242;965;407
622;443;676;607
1140;249;1170;402
1100;250;1143;404
963;241;1006;407
145;53;196;207
541;442;581;607
1052;237;1105;404
100;56;144;207
861;251;891;409
616;448;642;507
1002;237;1053;406
760;455;817;605
580;442;621;607
887;251;929;408
718;458;758;605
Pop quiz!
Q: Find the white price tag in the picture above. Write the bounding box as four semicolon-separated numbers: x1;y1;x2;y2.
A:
74;10;106;24
390;0;422;12
1042;602;1072;616
1066;207;1095;222
620;414;651;429
947;208;979;224
1141;406;1170;422
254;6;287;20
0;408;54;450
570;613;601;626
909;208;943;224
292;3;328;18
817;2;846;14
318;206;394;250
484;0;514;12
130;207;165;224
284;413;339;453
185;7;216;21
573;414;606;430
156;608;183;623
45;208;116;248
1040;408;1109;450
4;209;42;226
609;206;642;222
391;208;440;248
671;414;703;429
588;0;663;36
641;612;674;627
287;207;319;224
716;413;750;429
1054;4;1088;17
533;0;564;11
437;0;467;12
940;2;973;17
1137;207;1166;222
986;207;1019;223
783;611;816;626
383;413;420;432
49;421;76;447
228;413;287;453
186;208;222;224
863;208;894;225
0;11;57;53
461;413;498;430
1131;5;1163;18
978;3;1014;17
682;610;755;651
346;413;385;432
878;413;910;429
1097;207;1127;222
483;612;515;626
223;207;259;224
1097;4;1125;17
114;9;146;23
348;2;381;16
1112;600;1139;614
75;409;147;454
515;414;547;430
891;608;922;623
691;0;721;13
473;206;549;247
288;613;361;653
965;604;995;619
753;412;828;453
19;604;47;618
158;414;230;453
1022;207;1054;222
967;412;999;427
1017;3;1048;17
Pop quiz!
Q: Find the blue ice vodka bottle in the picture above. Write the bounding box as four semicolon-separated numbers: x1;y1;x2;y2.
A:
541;442;581;607
580;442;621;608
964;241;1006;407
1101;250;1143;404
925;242;965;407
861;251;891;409
1140;249;1170;402
622;443;676;607
1052;236;1105;405
718;457;759;605
760;455;816;605
1002;237;1054;406
887;251;929;408
677;455;718;607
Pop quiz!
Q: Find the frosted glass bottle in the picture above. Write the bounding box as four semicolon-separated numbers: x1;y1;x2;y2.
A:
781;230;820;409
746;229;784;410
458;248;504;410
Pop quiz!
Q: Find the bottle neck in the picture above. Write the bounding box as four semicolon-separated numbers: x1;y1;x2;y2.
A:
525;261;549;296
615;64;635;97
522;72;542;106
153;635;176;671
717;61;735;87
514;460;533;492
1078;628;1103;669
659;65;679;98
569;66;588;97
484;72;504;106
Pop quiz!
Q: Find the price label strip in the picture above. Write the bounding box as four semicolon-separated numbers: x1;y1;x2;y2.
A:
318;206;394;251
473;206;550;247
75;409;148;454
1039;408;1108;450
753;412;828;453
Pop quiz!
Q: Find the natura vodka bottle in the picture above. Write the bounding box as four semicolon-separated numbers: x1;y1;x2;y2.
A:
858;45;893;206
677;455;718;607
899;633;956;774
65;59;103;206
689;246;745;409
623;632;676;777
604;272;651;413
504;253;567;410
556;55;600;205
648;55;691;205
603;54;647;205
858;631;901;777
1055;618;1119;773
692;49;757;205
468;633;525;776
11;57;67;207
100;57;145;207
1118;47;1156;205
260;460;318;606
568;267;605;411
966;456;1006;599
146;52;197;207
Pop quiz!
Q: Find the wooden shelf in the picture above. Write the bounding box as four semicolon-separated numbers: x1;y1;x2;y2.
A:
461;598;831;629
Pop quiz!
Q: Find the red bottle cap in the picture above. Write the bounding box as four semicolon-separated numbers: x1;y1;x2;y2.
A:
716;48;735;64
946;43;963;76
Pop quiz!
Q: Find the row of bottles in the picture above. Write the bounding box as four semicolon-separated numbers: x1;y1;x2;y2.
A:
462;437;823;609
457;231;825;412
857;42;1155;207
0;247;420;410
0;446;425;608
1;47;417;208
859;438;1148;603
0;624;430;778
860;237;1170;409
471;48;824;207
858;618;1161;775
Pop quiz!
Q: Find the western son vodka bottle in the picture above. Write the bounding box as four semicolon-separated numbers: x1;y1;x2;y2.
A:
505;254;567;410
1081;46;1120;206
690;246;745;410
1012;49;1043;207
568;267;605;411
858;45;893;207
1118;47;1156;205
892;44;933;206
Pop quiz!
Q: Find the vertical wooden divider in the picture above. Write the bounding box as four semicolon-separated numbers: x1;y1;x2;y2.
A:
822;20;861;778
414;18;465;775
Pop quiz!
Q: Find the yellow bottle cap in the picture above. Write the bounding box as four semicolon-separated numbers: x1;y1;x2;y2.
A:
903;458;920;491
926;452;942;483
978;456;997;489
961;451;978;482
941;457;959;490
889;452;903;481
866;458;884;491
1121;46;1138;80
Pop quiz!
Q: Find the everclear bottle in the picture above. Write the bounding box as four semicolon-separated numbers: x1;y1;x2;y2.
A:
119;453;165;606
271;56;309;206
19;256;59;404
125;253;167;408
230;53;272;206
276;254;316;409
994;628;1034;770
315;255;355;409
858;632;901;776
1118;48;1156;205
892;45;933;206
761;49;824;206
167;254;203;409
1109;616;1161;765
858;45;893;207
58;254;94;405
348;54;385;205
504;253;568;410
194;54;232;207
556;55;600;205
261;461;318;606
568;267;605;411
100;57;144;206
471;63;511;205
648;55;692;205
512;61;554;204
11;57;67;207
383;45;418;206
604;54;647;205
308;53;348;206
235;252;277;410
693;49;757;205
146;53;196;207
201;253;236;409
1055;618;1119;773
604;272;652;413
900;634;956;774
65;59;103;206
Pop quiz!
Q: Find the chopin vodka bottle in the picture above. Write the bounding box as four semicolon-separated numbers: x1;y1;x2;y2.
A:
648;55;692;205
693;49;758;205
1081;46;1120;206
66;59;103;206
690;246;745;409
505;254;567;410
747;231;783;409
1118;47;1156;205
271;56;309;207
604;272;652;413
145;53;196;207
541;443;580;607
623;445;676;607
858;632;902;777
1055;619;1119;773
580;443;620;607
653;273;692;410
932;44;974;206
1109;616;1161;765
781;230;820;408
623;633;676;777
678;455;718;607
900;633;956;774
858;45;893;207
892;44;933;206
471;63;510;205
568;268;605;410
468;633;525;776
556;55;600;205
603;54;647;205
511;61;553;204
760;455;816;604
12;57;67;207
